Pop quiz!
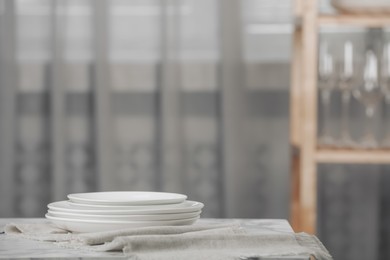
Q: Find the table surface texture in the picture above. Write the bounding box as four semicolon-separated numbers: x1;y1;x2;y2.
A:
0;218;310;260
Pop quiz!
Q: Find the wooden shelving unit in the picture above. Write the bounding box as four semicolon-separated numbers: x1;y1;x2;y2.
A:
316;147;390;164
290;0;390;234
318;14;390;27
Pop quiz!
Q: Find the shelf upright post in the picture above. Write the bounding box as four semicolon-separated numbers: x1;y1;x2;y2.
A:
290;1;303;148
299;0;319;234
290;0;304;232
290;0;319;234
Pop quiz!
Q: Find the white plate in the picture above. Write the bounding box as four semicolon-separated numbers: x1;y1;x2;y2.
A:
45;214;199;233
47;209;201;221
68;191;187;205
67;201;190;210
48;200;204;215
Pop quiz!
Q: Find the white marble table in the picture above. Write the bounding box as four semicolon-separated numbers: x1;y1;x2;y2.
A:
0;218;311;259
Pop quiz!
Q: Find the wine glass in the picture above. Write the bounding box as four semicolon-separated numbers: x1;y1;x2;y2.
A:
318;42;336;146
353;50;383;149
338;41;356;147
381;42;390;148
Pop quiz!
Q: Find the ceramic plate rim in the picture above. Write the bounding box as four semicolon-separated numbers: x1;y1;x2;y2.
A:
45;213;199;224
67;191;187;205
46;214;199;232
47;209;201;221
67;200;189;209
48;200;204;215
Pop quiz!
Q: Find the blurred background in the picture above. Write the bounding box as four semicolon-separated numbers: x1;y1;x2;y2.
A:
0;0;389;259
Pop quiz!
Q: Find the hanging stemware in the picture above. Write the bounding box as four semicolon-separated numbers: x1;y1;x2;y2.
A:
318;42;336;146
381;42;390;148
353;50;383;149
338;41;356;147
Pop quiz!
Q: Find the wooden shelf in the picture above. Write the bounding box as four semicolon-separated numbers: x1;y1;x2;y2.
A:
289;0;390;235
316;148;390;164
294;14;390;28
318;14;390;28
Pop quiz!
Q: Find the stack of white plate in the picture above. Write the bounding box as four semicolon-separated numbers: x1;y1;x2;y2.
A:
45;191;203;233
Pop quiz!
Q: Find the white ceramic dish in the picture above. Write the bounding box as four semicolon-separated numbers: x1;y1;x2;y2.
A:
47;209;201;221
67;200;189;210
48;200;204;215
68;191;187;206
45;213;199;233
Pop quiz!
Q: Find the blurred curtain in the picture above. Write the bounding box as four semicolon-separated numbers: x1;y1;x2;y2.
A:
0;0;290;220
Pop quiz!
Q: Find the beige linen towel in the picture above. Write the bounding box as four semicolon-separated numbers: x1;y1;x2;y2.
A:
4;222;332;260
120;232;331;260
5;222;242;244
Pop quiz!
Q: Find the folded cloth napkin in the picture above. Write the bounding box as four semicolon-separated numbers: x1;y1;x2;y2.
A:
5;222;241;244
121;232;331;260
5;222;332;260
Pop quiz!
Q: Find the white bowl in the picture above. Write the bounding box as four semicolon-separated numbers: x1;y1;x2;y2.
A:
48;200;204;215
45;213;199;233
68;191;187;206
47;209;201;221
